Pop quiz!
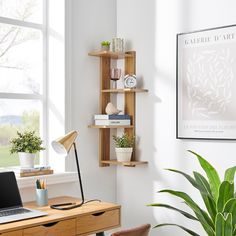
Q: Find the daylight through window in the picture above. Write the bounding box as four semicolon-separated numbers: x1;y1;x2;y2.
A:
0;0;47;167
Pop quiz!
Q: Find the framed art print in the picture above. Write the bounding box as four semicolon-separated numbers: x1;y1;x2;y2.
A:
177;25;236;140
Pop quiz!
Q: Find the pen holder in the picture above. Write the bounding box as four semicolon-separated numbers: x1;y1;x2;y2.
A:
36;189;48;207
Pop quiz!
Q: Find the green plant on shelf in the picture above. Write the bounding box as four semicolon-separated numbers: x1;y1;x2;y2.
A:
113;133;135;148
101;41;110;46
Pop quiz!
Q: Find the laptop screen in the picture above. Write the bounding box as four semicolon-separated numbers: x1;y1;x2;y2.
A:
0;172;22;210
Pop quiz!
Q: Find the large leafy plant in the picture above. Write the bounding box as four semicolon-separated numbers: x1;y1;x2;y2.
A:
149;150;236;236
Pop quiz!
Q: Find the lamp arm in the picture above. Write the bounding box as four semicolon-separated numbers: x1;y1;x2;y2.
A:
73;142;85;204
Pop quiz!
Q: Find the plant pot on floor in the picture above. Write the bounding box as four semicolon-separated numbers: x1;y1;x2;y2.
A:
18;152;36;168
115;148;133;162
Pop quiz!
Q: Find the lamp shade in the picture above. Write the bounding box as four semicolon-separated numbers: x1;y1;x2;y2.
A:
51;131;78;155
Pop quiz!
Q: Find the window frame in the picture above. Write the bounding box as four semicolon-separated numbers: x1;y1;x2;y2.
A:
0;0;48;167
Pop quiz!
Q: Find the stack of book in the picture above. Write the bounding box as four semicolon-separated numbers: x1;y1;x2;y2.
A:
94;114;131;126
20;166;53;177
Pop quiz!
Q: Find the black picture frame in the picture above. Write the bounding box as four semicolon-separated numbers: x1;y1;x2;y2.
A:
177;24;236;140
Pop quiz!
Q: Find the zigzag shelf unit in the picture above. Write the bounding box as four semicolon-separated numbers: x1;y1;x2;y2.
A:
88;51;148;167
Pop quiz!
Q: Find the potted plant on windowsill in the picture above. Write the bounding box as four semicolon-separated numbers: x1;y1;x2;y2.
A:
10;131;45;168
113;133;135;162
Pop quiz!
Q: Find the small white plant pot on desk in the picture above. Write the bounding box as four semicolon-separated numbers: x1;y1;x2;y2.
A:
18;152;35;168
115;148;133;162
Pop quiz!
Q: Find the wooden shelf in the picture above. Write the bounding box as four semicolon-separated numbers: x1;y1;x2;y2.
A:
88;125;134;129
101;88;148;93
88;51;132;59
88;50;148;167
101;160;148;167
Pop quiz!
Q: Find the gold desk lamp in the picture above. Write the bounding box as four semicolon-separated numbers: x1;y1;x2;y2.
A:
51;131;85;210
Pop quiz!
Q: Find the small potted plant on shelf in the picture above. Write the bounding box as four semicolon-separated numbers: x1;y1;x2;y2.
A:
101;41;110;51
113;133;135;162
10;131;45;168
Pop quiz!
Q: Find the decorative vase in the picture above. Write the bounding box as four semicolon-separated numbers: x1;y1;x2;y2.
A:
115;148;133;162
112;38;124;52
18;152;36;168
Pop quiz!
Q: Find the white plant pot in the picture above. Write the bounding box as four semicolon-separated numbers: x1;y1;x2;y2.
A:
101;45;110;51
115;148;133;162
18;152;36;168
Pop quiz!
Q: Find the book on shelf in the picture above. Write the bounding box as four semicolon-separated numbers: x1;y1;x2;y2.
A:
94;114;130;120
95;119;131;126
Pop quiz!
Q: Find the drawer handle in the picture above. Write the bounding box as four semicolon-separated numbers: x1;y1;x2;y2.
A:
92;211;105;216
43;221;59;227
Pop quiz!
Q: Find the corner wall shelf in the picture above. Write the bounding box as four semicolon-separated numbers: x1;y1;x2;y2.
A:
88;125;134;129
101;160;148;167
88;51;132;59
101;88;148;93
88;50;148;167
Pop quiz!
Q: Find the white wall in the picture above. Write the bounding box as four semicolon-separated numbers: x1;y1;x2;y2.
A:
70;0;117;203
117;0;236;235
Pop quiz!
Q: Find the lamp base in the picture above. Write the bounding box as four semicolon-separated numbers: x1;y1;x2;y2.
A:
50;199;101;210
50;202;83;210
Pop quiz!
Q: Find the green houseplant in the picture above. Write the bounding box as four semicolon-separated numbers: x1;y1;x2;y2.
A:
101;41;110;51
113;133;135;162
148;150;236;236
10;131;45;168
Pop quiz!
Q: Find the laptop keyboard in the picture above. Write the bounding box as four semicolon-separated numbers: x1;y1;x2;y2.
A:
0;208;31;217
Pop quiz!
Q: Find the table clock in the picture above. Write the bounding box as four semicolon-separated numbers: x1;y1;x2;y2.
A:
123;74;137;88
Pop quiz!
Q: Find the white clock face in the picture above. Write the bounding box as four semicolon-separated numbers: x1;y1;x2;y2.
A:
124;75;137;88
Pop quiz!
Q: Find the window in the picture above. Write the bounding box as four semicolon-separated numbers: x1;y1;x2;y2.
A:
0;0;47;167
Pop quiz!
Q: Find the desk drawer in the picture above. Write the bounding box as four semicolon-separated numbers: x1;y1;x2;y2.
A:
76;209;120;235
0;230;23;236
23;218;76;236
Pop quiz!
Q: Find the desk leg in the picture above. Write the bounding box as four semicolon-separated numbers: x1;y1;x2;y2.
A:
96;232;105;236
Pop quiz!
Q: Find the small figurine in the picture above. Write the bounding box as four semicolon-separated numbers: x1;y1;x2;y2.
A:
105;103;122;115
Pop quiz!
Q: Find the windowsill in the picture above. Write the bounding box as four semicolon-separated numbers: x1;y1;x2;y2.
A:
16;172;78;189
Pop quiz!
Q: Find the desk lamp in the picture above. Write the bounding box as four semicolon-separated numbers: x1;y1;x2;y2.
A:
51;130;85;210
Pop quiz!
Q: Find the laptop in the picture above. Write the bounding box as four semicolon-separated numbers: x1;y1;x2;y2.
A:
0;171;47;224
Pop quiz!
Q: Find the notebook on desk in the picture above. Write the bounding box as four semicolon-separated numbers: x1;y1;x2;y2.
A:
0;171;47;224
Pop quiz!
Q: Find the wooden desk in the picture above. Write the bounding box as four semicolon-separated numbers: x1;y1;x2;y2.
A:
0;196;121;236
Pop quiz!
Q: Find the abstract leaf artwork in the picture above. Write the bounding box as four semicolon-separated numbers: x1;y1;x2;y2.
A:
177;25;236;139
